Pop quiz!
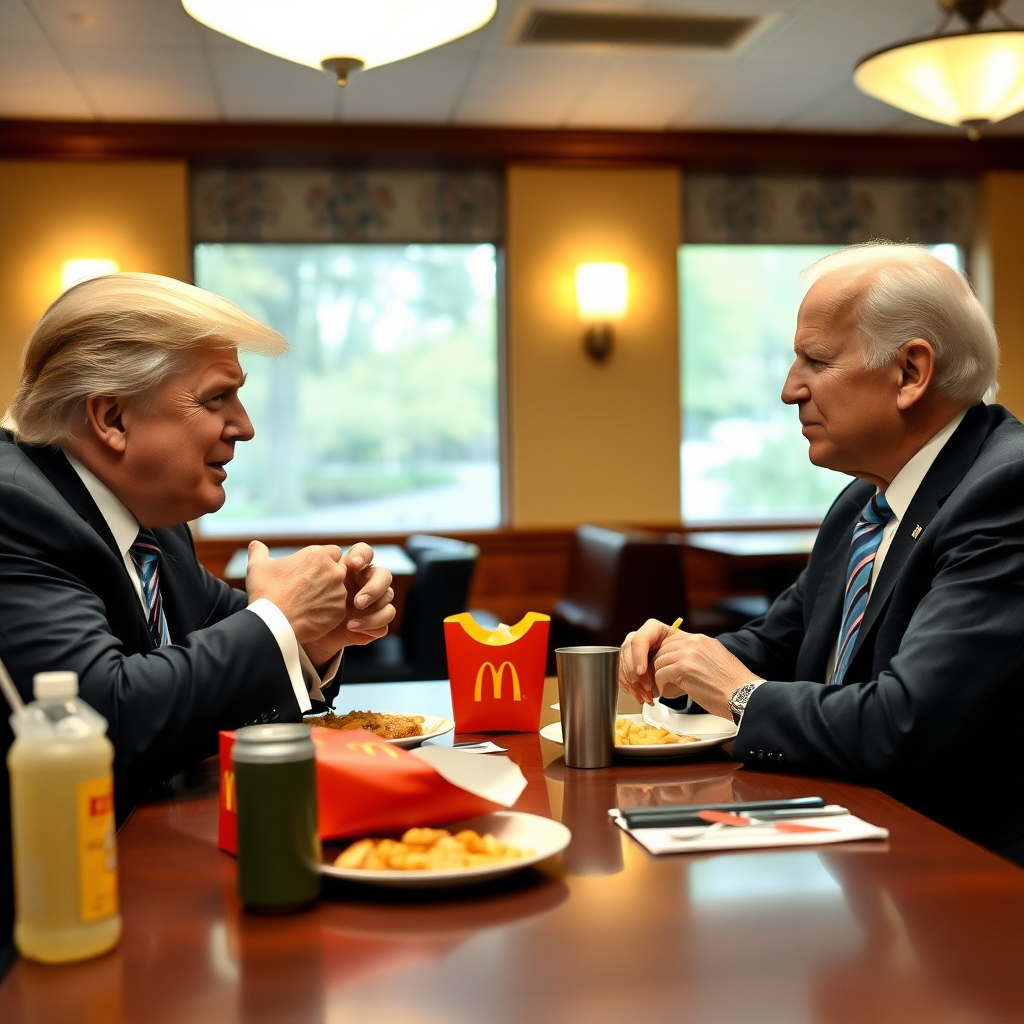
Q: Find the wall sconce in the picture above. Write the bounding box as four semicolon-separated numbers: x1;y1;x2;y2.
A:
61;258;119;291
575;262;628;363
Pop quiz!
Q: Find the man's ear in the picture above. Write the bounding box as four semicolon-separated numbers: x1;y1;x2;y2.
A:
895;339;935;411
83;394;129;453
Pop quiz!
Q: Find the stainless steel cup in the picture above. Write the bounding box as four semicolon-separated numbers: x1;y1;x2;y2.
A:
556;646;620;769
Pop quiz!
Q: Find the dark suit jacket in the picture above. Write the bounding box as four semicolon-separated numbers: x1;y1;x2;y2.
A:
0;431;303;949
720;403;1024;861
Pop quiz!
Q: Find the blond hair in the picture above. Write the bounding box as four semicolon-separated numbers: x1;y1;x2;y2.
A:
8;273;287;446
804;243;998;405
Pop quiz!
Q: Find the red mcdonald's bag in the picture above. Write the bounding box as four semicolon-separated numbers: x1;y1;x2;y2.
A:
218;727;525;853
444;612;550;733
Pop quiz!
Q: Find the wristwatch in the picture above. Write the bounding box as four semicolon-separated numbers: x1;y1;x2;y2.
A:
729;682;762;724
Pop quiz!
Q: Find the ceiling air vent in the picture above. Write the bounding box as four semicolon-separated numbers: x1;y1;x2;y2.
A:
513;8;761;50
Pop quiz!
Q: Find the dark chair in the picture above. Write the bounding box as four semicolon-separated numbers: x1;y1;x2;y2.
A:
341;535;480;683
548;525;687;671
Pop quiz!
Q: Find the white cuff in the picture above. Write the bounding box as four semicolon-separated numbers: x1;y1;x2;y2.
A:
298;647;343;704
245;598;311;714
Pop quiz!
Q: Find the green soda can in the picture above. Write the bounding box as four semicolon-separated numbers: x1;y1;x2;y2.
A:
233;723;320;912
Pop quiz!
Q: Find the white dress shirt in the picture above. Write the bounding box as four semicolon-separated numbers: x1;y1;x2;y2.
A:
64;454;337;714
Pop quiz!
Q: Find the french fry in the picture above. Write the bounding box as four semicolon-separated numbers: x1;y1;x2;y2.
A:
615;717;699;746
334;828;532;871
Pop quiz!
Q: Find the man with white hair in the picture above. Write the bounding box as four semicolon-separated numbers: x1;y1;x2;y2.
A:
0;273;396;947
620;243;1024;864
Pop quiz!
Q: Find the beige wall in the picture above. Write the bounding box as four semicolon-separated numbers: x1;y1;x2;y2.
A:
0;160;190;411
505;165;682;527
975;171;1024;420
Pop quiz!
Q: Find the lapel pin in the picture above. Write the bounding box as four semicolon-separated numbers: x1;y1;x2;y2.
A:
911;524;922;539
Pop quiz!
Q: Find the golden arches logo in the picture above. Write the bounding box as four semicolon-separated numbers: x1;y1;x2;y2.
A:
474;661;522;702
223;770;235;812
346;741;399;759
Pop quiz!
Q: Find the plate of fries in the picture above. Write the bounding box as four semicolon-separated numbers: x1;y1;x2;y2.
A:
540;713;736;759
321;811;571;888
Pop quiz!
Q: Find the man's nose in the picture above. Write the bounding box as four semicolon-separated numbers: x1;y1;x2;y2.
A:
226;401;255;442
781;363;804;405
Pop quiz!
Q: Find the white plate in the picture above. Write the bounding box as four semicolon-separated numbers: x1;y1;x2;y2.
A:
540;714;736;759
320;811;571;888
309;711;455;749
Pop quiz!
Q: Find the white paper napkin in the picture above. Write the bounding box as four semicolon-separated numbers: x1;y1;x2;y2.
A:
642;697;696;729
410;745;527;807
610;806;888;854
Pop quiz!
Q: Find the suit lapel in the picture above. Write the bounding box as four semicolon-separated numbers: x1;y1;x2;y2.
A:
18;442;122;564
847;403;992;667
18;441;152;647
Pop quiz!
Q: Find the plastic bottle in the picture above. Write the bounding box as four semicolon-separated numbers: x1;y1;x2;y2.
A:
8;671;121;963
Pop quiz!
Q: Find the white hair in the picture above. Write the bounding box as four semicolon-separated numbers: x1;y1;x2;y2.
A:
7;272;287;447
804;242;998;405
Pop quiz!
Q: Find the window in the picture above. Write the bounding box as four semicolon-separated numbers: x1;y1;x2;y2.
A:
193;243;500;536
679;243;961;523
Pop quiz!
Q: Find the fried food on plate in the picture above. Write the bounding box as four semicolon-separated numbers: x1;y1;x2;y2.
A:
616;717;698;746
335;828;531;871
316;710;425;739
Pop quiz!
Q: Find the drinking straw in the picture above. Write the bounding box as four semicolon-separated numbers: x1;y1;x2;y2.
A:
0;656;24;713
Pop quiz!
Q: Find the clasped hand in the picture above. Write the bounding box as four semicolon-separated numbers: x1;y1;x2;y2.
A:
246;540;395;667
619;618;761;721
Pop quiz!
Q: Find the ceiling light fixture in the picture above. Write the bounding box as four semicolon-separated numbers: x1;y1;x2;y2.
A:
182;0;496;85
855;0;1024;139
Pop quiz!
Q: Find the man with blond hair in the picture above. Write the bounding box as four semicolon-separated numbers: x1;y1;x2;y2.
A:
620;244;1024;864
0;273;396;948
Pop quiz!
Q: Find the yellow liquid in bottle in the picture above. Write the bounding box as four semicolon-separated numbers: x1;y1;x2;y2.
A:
8;732;122;963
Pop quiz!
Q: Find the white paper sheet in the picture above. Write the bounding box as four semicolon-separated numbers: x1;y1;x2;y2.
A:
410;745;527;807
611;807;888;854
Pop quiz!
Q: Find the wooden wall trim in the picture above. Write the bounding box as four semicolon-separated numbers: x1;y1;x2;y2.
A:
2;119;1023;173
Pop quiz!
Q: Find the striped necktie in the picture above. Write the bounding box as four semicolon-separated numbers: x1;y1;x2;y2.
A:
831;491;894;686
130;529;171;648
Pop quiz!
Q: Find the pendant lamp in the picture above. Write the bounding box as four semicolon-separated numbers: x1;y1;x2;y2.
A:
855;0;1024;138
182;0;497;85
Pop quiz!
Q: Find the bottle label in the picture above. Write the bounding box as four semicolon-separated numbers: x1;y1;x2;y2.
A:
76;776;118;923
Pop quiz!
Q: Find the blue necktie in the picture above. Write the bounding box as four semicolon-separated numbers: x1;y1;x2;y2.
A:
831;492;894;686
130;529;171;648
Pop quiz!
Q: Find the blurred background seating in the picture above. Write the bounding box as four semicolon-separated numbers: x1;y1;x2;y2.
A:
547;525;687;671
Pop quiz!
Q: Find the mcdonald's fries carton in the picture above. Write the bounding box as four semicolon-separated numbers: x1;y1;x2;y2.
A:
443;612;550;733
218;727;527;853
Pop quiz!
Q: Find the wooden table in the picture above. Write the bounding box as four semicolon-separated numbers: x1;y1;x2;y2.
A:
3;679;1022;1024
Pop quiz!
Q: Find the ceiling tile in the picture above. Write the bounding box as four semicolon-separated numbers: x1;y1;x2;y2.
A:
454;48;604;125
341;53;479;124
70;46;219;119
211;51;337;121
31;0;202;49
566;51;719;130
0;38;92;117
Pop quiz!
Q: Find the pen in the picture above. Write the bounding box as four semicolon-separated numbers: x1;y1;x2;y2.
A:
622;797;828;829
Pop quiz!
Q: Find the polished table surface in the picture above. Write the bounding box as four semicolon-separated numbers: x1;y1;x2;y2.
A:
683;529;819;558
2;679;1023;1024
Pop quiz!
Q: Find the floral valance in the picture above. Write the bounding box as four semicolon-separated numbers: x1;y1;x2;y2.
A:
683;173;976;248
191;167;502;244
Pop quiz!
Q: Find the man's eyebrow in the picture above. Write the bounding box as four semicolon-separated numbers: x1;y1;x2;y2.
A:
199;373;247;397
